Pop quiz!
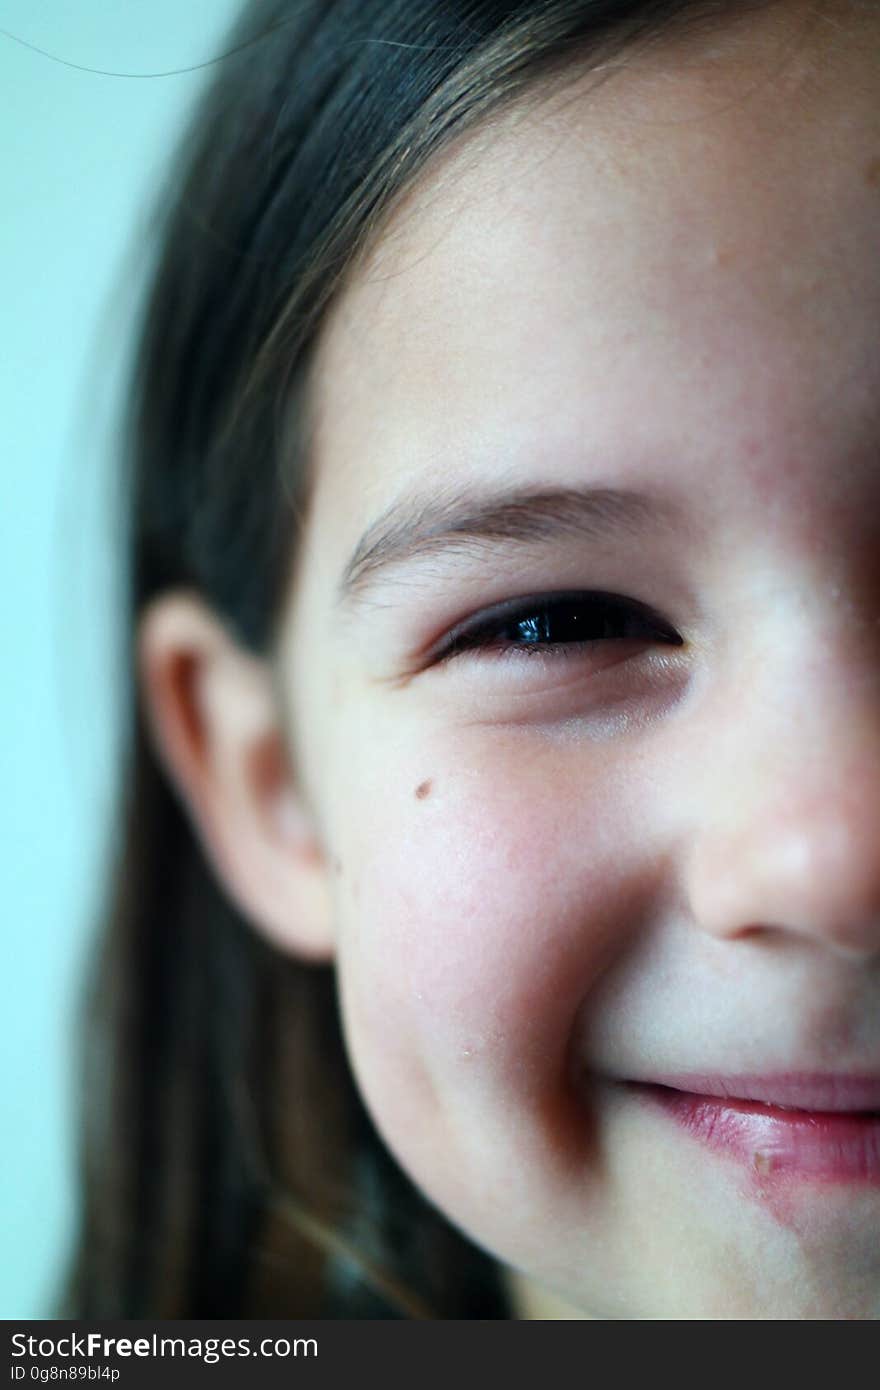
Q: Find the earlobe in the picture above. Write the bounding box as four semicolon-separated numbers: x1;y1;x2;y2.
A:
137;589;336;963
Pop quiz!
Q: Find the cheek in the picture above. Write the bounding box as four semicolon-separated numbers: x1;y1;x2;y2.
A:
328;729;650;1197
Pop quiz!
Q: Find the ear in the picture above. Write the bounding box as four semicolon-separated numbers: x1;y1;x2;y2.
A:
137;589;335;962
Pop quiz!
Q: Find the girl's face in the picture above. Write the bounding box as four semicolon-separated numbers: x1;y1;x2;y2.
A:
277;1;880;1317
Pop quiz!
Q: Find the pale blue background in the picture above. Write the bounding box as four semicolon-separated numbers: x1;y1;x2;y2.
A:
1;0;245;1318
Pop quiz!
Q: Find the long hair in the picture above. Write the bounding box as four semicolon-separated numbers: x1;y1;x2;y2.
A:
62;0;743;1318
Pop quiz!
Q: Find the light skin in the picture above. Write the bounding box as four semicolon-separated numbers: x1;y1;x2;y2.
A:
139;0;880;1318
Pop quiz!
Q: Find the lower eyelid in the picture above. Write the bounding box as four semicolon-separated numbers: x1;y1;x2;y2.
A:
427;647;691;729
430;643;671;703
444;636;606;663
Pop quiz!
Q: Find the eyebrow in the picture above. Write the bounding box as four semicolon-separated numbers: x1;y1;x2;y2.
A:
336;481;687;606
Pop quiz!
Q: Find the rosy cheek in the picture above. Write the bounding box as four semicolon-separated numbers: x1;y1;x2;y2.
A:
333;739;640;1112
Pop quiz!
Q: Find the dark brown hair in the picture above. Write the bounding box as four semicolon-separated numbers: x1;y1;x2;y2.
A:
62;0;749;1318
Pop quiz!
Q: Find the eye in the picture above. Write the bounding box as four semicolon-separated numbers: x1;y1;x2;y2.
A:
433;590;683;665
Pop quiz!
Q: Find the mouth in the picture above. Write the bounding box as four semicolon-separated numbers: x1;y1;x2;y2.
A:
629;1075;880;1183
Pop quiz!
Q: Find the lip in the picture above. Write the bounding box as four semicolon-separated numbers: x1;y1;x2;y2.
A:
630;1075;880;1183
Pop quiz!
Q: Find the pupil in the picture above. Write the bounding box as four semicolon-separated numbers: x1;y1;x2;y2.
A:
516;615;545;643
514;601;594;645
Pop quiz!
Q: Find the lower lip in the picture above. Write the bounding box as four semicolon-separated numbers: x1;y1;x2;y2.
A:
636;1084;880;1183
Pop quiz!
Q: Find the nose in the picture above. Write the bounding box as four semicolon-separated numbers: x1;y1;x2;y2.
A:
684;624;880;961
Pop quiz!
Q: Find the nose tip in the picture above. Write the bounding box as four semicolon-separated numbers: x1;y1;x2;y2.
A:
684;660;880;961
688;802;880;960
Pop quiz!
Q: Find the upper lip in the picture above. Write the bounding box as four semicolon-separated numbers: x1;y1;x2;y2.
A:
635;1074;880;1113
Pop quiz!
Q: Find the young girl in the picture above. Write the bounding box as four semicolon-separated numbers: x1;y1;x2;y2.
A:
64;0;880;1318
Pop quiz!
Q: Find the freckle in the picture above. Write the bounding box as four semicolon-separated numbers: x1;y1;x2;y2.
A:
706;242;734;269
865;156;880;189
414;779;433;800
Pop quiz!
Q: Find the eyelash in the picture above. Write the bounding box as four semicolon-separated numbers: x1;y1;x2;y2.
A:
434;590;683;664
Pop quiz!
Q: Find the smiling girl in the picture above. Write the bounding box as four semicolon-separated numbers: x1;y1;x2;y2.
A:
64;0;880;1319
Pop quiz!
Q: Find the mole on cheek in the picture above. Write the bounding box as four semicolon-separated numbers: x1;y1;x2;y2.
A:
414;779;433;800
865;155;880;189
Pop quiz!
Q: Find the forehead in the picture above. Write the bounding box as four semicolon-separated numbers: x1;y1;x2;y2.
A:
305;0;880;536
